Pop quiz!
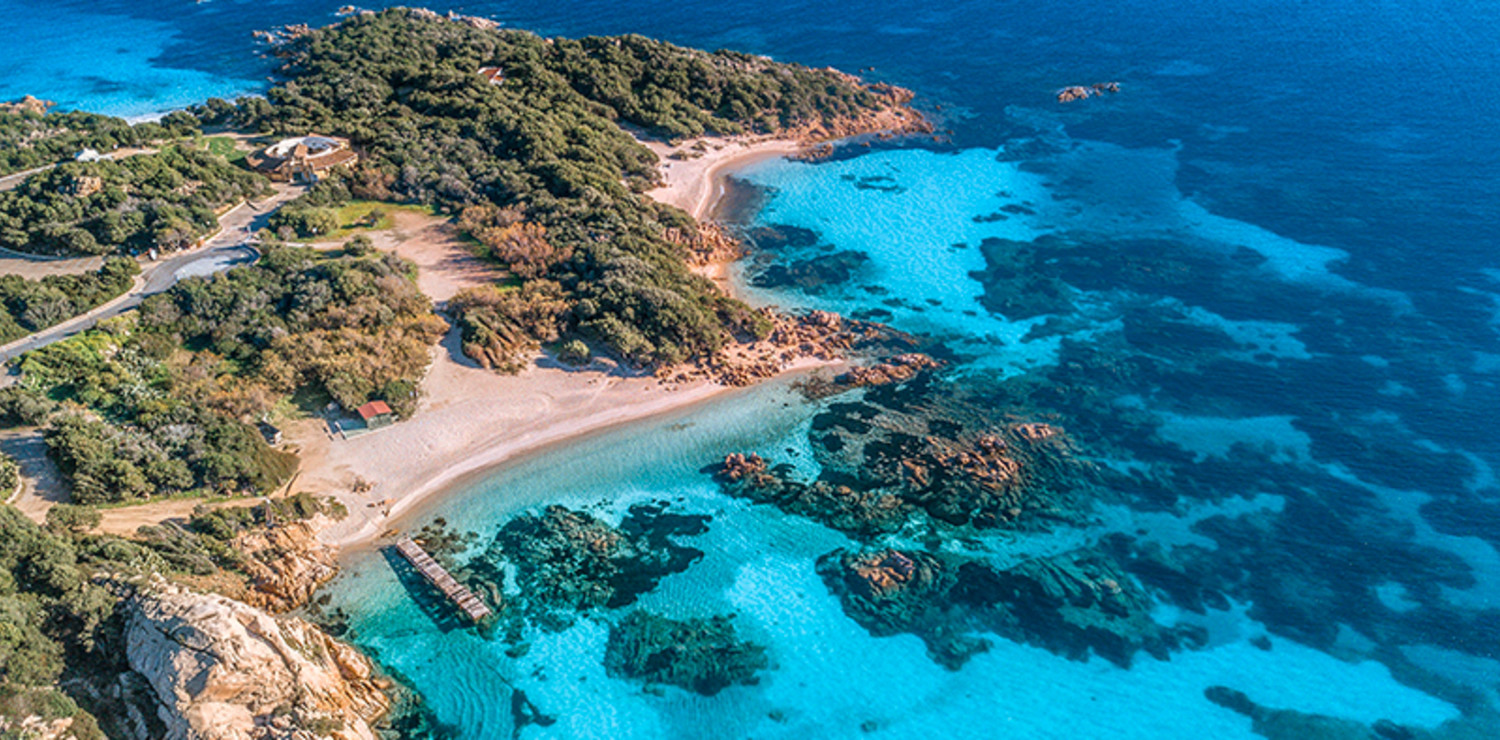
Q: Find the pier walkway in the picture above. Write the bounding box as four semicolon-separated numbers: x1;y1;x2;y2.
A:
393;536;492;621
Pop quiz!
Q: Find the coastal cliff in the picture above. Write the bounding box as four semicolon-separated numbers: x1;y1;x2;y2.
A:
234;520;341;613
125;585;390;740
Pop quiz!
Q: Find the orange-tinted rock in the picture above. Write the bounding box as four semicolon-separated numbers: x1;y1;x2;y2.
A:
838;353;940;388
1057;82;1121;103
0;95;54;115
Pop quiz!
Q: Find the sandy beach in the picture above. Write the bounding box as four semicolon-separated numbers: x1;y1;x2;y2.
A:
643;135;802;220
283;136;818;548
6;136;818;541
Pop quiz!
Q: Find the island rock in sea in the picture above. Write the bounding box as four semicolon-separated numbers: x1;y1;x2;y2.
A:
125;585;389;740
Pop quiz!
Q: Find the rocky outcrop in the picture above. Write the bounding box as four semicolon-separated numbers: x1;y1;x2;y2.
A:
0;95;54;115
125;585;390;740
604;611;768;696
1056;82;1120;103
252;24;314;44
783;79;934;144
718;452;771;484
0;714;81;740
684;309;902;388
665;222;746;266
836;353;940;388
713;456;911;538
820;547;1185;670
817;548;988;668
234;520;340;613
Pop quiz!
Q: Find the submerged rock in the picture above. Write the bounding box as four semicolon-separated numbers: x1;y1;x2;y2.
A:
744;224;821;250
1203;686;1436;740
752;249;871;292
713;456;912;538
713;412;1088;538
819;547;1181;670
604;611;768;696
465;504;707;629
125;585;389;740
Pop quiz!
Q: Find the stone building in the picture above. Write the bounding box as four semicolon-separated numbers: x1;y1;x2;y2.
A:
245;135;358;183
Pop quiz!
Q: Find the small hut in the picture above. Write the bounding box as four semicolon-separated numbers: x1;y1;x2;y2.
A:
356;400;395;430
257;421;284;446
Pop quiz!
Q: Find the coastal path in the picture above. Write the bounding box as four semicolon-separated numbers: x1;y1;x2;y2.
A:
393;536;493;622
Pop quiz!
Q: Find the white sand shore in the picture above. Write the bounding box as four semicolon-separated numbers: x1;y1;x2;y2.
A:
293;138;821;548
644;135;803;220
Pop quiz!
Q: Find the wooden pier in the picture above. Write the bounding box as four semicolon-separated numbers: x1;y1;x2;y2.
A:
393;536;492;622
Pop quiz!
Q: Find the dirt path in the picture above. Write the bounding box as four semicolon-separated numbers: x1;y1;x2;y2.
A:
0;428;66;522
357;210;504;303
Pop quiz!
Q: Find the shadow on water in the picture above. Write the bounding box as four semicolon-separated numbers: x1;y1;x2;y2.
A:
380;545;471;634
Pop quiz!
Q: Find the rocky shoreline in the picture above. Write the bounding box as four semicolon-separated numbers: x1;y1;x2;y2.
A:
125;585;390;740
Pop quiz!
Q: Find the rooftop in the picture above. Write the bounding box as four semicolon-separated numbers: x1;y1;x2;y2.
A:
356;400;393;420
265;135;344;158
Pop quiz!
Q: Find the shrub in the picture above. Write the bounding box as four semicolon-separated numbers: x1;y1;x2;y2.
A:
0;454;16;495
344;234;375;256
557;339;591;366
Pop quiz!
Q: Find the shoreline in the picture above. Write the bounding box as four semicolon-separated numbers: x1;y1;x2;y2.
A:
329;359;830;557
312;353;834;550
306;136;827;551
643;135;804;220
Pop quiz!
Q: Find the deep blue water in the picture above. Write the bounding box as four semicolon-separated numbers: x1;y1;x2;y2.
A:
8;1;1500;737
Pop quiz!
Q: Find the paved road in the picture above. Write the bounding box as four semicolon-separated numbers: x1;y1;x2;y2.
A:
0;146;160;193
0;184;306;367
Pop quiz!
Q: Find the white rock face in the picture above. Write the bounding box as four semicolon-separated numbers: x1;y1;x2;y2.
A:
126;585;389;740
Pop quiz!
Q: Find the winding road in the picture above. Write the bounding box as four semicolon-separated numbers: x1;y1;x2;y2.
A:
0;183;306;366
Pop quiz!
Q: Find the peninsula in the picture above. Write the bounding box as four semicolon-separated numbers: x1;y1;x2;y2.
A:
0;9;925;738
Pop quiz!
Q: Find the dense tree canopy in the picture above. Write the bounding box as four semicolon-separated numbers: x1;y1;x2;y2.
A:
0;147;267;256
205;10;902;365
8;248;442;504
0;257;138;343
137;246;447;415
0;108;198;176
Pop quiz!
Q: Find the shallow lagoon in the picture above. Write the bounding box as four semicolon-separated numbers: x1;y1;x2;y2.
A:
325;370;1458;739
325;134;1498;735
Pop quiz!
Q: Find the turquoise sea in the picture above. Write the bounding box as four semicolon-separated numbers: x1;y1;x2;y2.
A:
7;0;1500;737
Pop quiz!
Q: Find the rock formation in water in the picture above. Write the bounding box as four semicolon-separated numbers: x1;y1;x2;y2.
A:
1056;81;1120;103
968;236;1078;320
751;249;871;291
125;585;390;740
693;309;912;388
835;353;941;389
463;504;708;630
604;611;769;696
819;547;1184;669
714;453;912;537
1202;686;1445;740
743;224;822;251
713;404;1089;538
0;94;54;115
